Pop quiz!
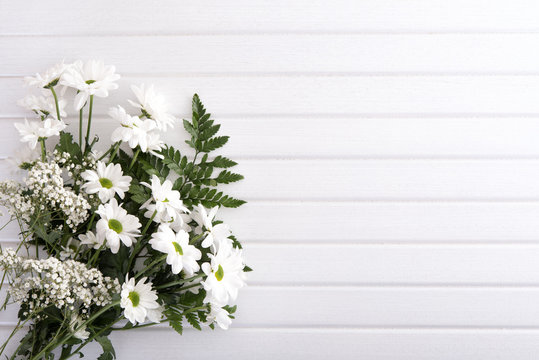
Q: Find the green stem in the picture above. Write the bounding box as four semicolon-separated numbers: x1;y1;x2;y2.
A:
112;318;167;331
141;210;157;236
128;148;140;171
100;141;121;162
49;87;61;120
155;273;204;290
135;254;167;279
63;317;124;360
84;95;94;154
40;138;46;161
127;210;157;272
79;108;83;148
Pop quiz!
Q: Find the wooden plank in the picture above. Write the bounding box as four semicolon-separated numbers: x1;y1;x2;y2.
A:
1;327;539;360
5;157;539;200
4;242;539;286
3;0;539;34
2;202;539;243
5;287;539;327
4;116;539;158
6;76;539;117
6;34;539;75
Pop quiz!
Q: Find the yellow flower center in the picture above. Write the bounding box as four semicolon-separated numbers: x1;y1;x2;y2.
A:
215;265;224;281
128;291;140;307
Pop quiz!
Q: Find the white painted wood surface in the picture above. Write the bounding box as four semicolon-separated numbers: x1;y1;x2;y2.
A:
2;1;539;358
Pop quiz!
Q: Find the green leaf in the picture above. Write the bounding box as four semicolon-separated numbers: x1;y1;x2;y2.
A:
96;336;116;360
215;170;244;184
209;156;238;168
185;312;202;331
201;136;229;152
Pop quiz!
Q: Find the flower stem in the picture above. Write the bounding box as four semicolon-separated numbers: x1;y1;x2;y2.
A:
128;148;140;171
79;108;83;148
135;254;167;279
155;273;204;290
84;95;94;154
49;87;61;120
40;138;46;161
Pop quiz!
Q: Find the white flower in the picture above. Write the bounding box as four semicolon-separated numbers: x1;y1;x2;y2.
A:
201;242;246;306
14;117;66;149
59;238;80;261
208;304;232;330
110;106;156;152
18;94;67;118
61;60;120;110
96;198;141;253
191;205;231;250
149;225;202;275
141;175;188;224
120;276;161;325
69;314;90;340
81;161;132;203
146;132;165;158
128;84;176;131
24;62;69;88
169;213;192;233
79;231;104;250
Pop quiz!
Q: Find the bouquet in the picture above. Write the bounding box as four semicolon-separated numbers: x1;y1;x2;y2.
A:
0;60;250;359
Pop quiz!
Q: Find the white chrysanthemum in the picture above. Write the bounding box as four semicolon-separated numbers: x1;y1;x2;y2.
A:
208;304;232;330
149;225;202;275
14;117;66;149
24;62;69;88
79;231;104;250
169;213;192;233
60;60;120;110
146;131;165;158
18;94;67;118
128;84;176;131
201;242;246;306
191;204;232;250
141;175;188;224
120;276;161;325
81;161;132;203
69;314;90;340
96;199;141;253
109;105;156;152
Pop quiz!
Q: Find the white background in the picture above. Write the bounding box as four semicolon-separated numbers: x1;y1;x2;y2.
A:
3;0;539;359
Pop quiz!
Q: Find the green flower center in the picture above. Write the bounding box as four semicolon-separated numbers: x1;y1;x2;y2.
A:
108;219;123;233
163;198;169;203
85;80;96;84
128;291;140;307
172;242;183;255
215;265;224;281
99;177;113;189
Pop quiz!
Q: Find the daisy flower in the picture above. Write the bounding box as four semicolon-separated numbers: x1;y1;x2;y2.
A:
79;231;104;250
149;225;202;275
18;94;67;118
141;175;188;223
120;276;162;325
201;242;246;306
81;161;132;203
24;61;69;89
145;131;165;158
128;84;176;130
96;198;141;254
61;60;120;110
208;304;233;330
14;117;66;149
109;105;156;152
191;204;232;250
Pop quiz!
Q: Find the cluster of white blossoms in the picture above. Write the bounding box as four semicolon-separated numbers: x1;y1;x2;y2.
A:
25;161;91;229
0;248;120;316
110;84;176;158
0;180;35;222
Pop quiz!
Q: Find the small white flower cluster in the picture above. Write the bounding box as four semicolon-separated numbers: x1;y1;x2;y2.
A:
25;161;91;229
0;248;120;316
0;181;35;222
